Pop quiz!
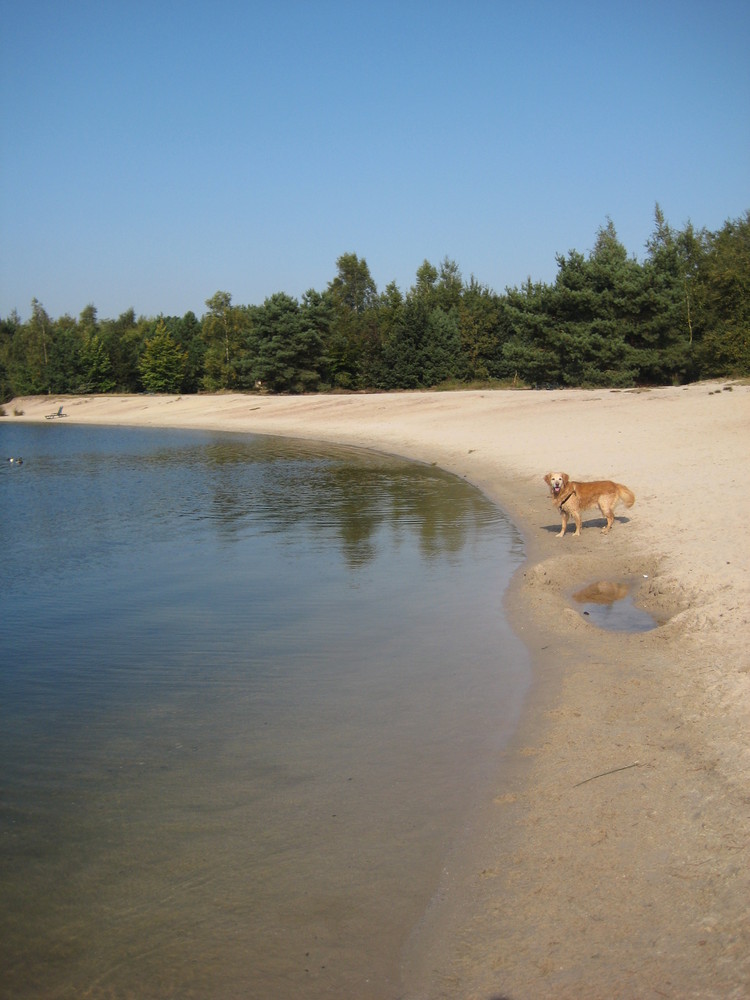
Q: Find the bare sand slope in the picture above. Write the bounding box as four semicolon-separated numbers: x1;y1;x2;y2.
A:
9;383;750;999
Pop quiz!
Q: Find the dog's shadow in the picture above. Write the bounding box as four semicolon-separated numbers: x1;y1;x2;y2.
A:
542;515;631;534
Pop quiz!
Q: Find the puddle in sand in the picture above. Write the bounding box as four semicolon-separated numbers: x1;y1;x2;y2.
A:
572;580;658;632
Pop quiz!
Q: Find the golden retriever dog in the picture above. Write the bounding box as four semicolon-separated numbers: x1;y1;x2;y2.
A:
544;472;635;537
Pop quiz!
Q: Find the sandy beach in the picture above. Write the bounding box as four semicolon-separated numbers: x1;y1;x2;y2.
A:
8;384;750;999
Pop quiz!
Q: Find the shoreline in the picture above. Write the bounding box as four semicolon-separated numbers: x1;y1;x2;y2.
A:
7;385;750;998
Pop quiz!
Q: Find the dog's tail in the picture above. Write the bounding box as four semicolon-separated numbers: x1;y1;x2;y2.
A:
616;484;635;508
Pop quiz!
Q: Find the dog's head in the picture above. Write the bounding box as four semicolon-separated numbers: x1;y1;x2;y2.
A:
544;472;569;497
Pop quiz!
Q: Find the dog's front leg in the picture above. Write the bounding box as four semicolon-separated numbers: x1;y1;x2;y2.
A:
557;511;568;537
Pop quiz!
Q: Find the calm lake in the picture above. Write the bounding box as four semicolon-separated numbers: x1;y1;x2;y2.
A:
0;422;528;999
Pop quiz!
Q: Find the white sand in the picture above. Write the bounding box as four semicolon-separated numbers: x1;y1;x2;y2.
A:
9;383;750;998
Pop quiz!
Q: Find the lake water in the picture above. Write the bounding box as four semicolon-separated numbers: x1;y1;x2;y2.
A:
0;422;528;999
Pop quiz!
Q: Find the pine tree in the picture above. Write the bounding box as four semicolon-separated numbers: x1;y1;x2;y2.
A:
138;321;187;393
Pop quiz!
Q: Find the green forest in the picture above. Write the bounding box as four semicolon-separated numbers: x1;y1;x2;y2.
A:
2;206;748;402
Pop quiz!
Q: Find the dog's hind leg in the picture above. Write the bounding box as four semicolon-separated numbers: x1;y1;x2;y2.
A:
598;501;615;533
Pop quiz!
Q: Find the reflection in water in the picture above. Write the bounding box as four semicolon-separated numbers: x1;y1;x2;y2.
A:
573;580;630;605
0;423;528;1000
572;580;658;632
1;427;497;581
197;438;494;565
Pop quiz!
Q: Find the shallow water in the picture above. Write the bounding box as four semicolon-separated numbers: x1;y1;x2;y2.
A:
0;423;528;999
572;580;658;632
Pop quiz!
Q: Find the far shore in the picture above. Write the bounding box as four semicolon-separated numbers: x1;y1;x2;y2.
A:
8;385;750;998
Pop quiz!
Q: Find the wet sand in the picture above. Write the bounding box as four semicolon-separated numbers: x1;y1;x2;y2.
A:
9;384;750;999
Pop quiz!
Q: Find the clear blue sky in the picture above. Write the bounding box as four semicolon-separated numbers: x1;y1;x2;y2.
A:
1;0;748;322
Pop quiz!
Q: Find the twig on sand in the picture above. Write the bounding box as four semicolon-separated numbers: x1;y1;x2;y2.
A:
573;762;640;788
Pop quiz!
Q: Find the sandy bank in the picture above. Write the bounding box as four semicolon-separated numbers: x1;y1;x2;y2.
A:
8;384;750;998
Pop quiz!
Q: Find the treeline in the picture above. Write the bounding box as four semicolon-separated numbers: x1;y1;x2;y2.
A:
2;206;748;401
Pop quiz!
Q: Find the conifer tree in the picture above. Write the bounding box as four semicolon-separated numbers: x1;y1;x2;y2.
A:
138;320;186;393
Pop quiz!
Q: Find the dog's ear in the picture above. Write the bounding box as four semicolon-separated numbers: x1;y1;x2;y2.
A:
544;473;552;485
562;473;570;486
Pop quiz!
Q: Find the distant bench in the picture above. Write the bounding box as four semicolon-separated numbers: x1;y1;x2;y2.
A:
45;406;67;419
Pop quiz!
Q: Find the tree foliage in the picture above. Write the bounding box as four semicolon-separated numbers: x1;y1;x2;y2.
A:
2;208;748;402
138;320;187;393
247;293;324;393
